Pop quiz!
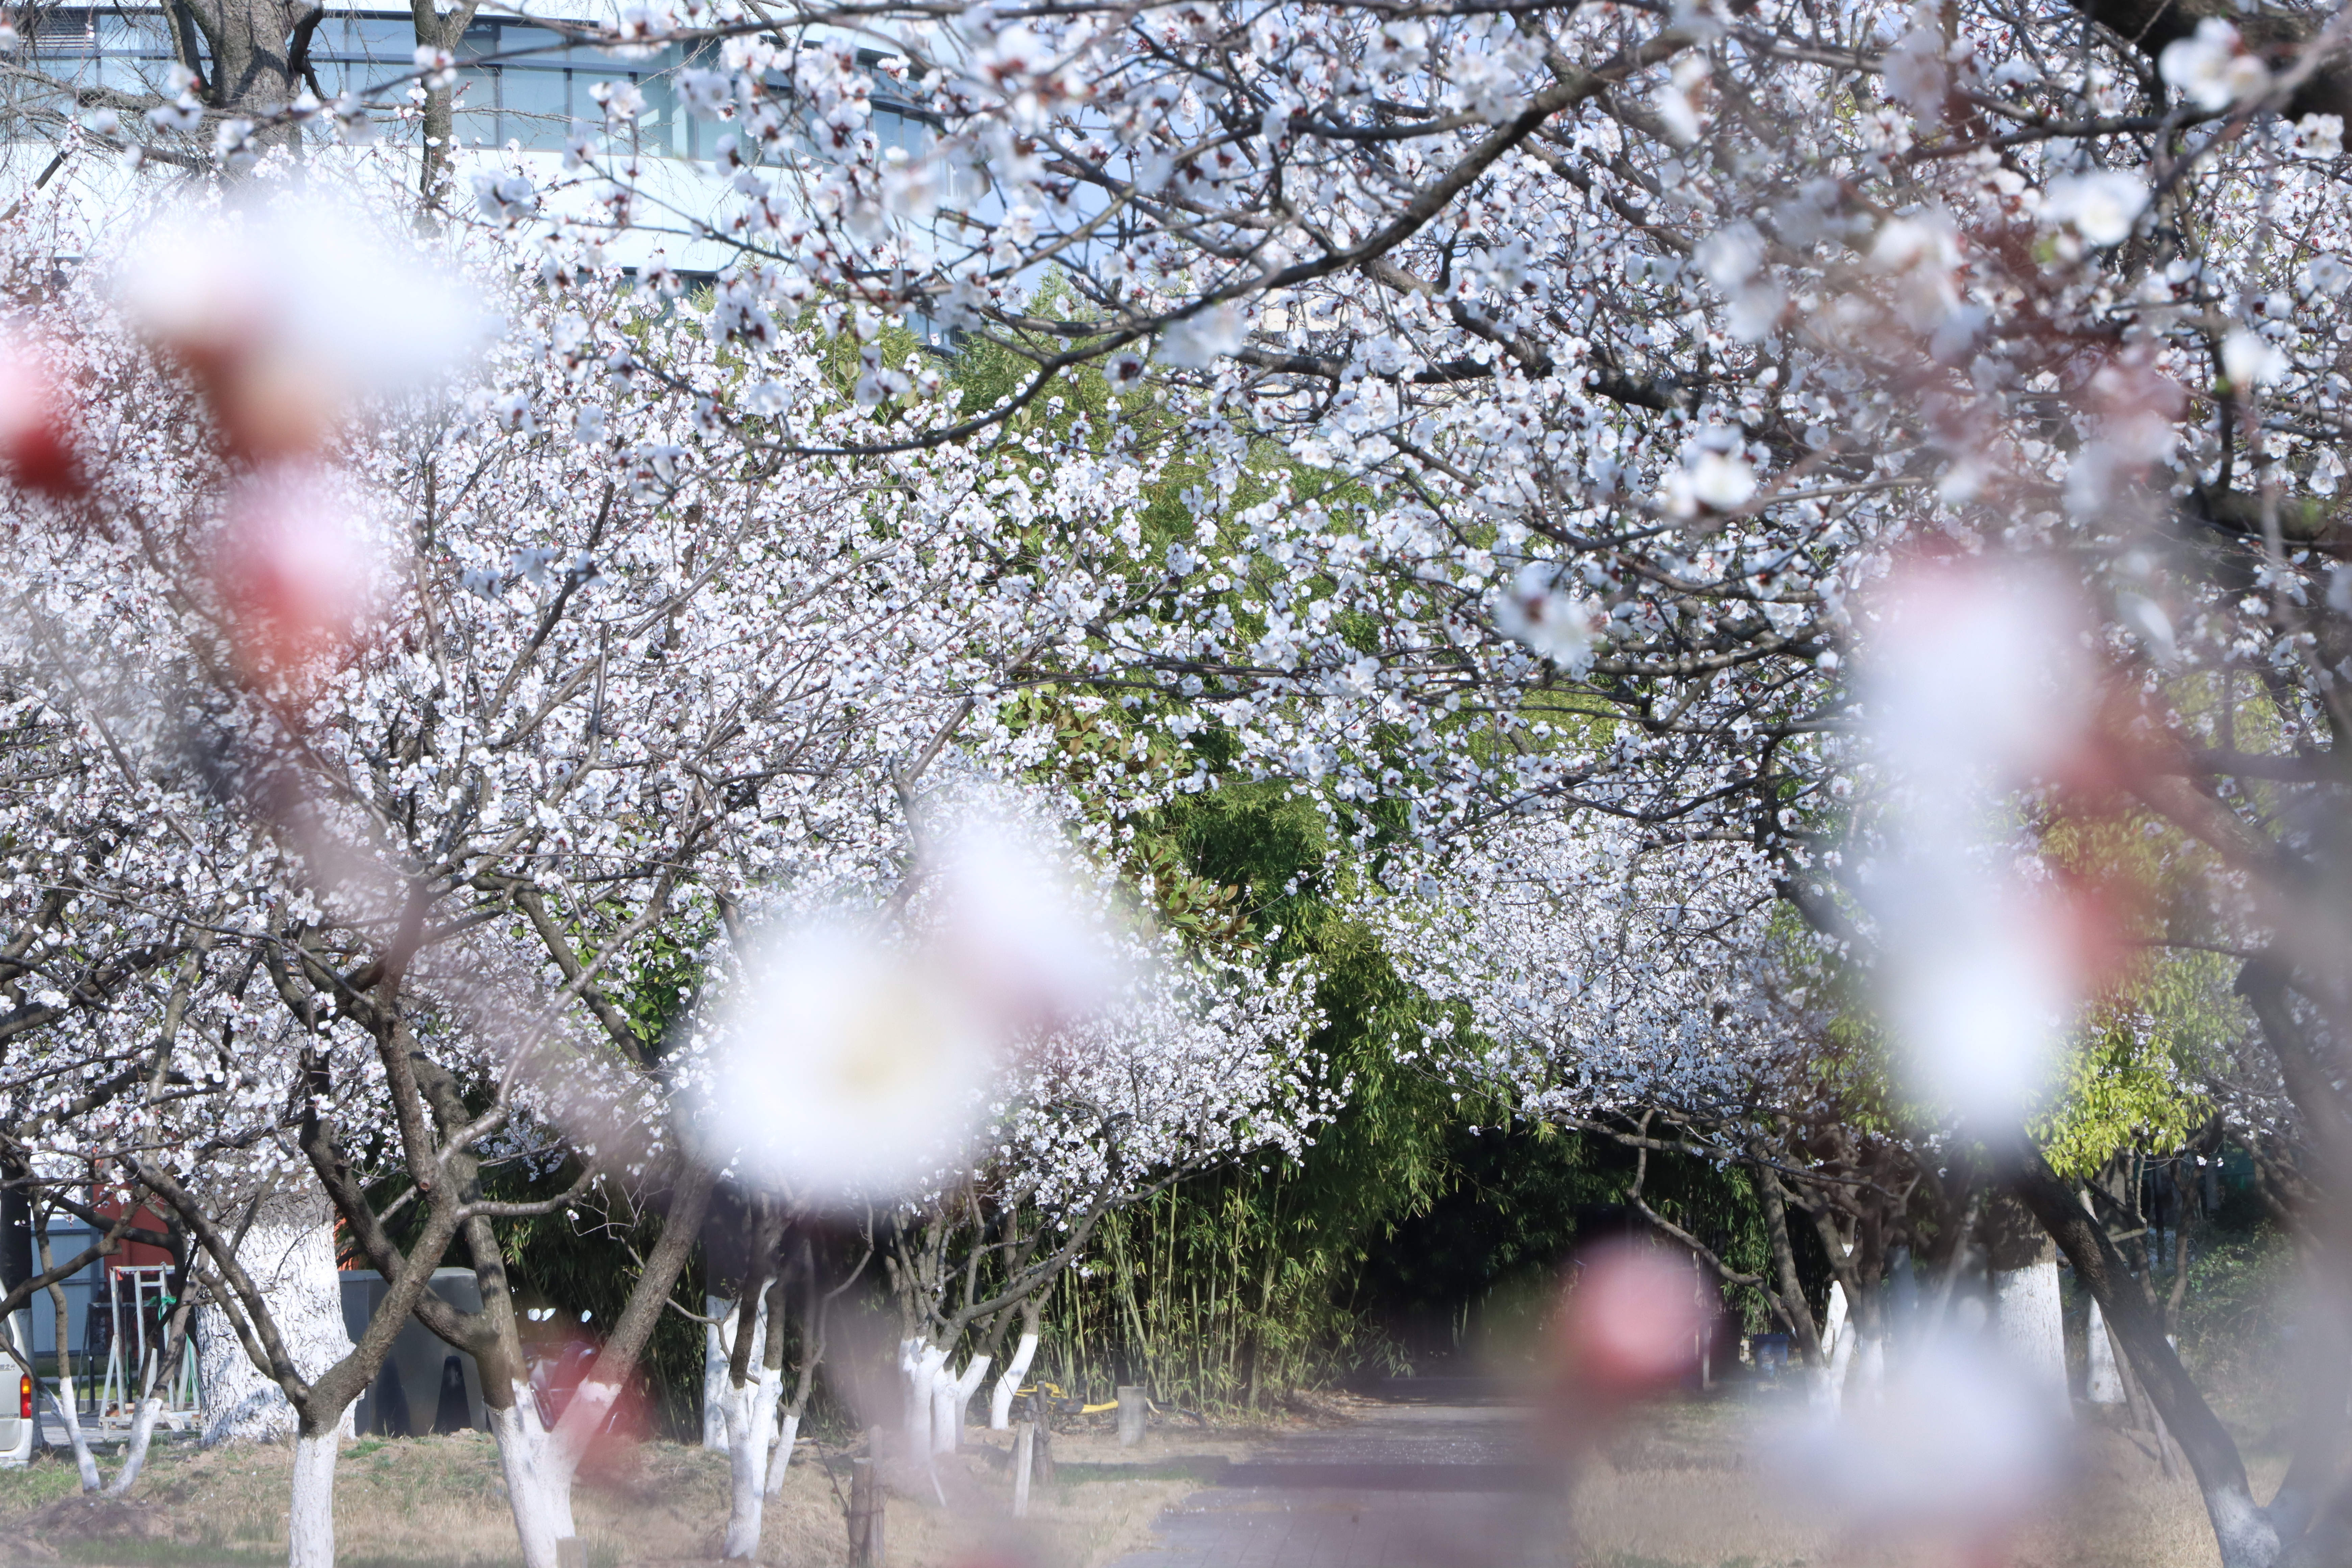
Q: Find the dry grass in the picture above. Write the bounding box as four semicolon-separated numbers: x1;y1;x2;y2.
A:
0;1395;2269;1568
0;1422;1252;1568
1573;1397;2258;1568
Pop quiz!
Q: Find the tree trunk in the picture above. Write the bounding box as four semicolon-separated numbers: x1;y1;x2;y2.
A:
39;1246;98;1491
705;1293;768;1451
196;1185;354;1446
407;0;481;218
1813;1281;1851;1409
703;1295;736;1450
720;1373;776;1560
934;1354;988;1453
181;0;319;124
107;1284;197;1496
1987;1191;2069;1415
489;1392;579;1568
990;1328;1039;1429
2086;1297;2126;1405
2009;1153;2278;1568
903;1341;944;1456
765;1411;801;1497
288;1426;339;1568
526;1159;716;1568
1756;1165;1825;1366
2267;1282;2351;1543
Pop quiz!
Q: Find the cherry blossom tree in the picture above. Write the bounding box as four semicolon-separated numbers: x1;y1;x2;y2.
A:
879;935;1328;1442
11;0;2352;1559
0;151;1267;1565
678;788;1332;1557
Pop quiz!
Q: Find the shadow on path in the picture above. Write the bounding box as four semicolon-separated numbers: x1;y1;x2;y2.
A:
1103;1403;1567;1568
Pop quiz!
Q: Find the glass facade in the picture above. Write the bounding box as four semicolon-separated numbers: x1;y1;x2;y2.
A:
11;10;930;163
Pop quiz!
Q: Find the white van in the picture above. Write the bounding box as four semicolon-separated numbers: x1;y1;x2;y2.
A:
0;1309;33;1467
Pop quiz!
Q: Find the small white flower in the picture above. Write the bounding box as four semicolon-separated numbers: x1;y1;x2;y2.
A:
1697;223;1765;292
2160;19;2268;112
213;117;256;162
331;90;374;145
676;68;733;121
1155;303;1245;368
2044;170;2148;246
147;95;203;134
2117;592;2177;663
593;79;647;124
1494;562;1600;673
1663;448;1760;517
2310;447;2345;497
473;172;539;225
2222;326;2288;387
1657;55;1708;145
2291;113;2344;159
1105;348;1148;389
1365;18;1428;73
881;150;942;222
413;44;457;91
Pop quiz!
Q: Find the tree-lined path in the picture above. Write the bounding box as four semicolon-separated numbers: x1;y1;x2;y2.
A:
1108;1401;1558;1568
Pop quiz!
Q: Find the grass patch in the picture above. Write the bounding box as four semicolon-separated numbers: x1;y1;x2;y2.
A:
0;1451;95;1514
1052;1456;1234;1486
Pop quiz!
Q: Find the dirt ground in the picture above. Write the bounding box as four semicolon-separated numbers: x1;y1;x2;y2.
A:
1571;1397;2240;1568
0;1416;1263;1568
0;1392;2255;1568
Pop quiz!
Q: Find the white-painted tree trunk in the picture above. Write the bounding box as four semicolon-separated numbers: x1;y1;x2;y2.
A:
195;1185;357;1446
288;1431;339;1568
1807;1281;1851;1410
1817;1315;1857;1412
47;1374;99;1492
2207;1482;2283;1568
903;1341;945;1456
488;1390;581;1568
703;1295;768;1451
720;1374;778;1559
1991;1256;2069;1415
38;1260;97;1490
1820;1281;1848;1360
1884;1247;1919;1351
932;1355;989;1454
764;1410;801;1498
931;1369;959;1454
2085;1296;2125;1404
898;1340;922;1445
105;1394;167;1496
990;1332;1038;1430
1851;1327;1885;1405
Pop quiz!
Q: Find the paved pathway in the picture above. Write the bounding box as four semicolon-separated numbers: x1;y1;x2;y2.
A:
1105;1403;1569;1568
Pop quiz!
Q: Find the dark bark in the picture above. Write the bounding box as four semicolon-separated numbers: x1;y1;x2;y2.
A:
409;0;483;220
1755;1160;1826;1366
181;0;322;119
2008;1147;2279;1568
2064;0;2352;124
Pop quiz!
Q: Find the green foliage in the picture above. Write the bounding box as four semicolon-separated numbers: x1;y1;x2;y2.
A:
1028;782;1781;1402
489;1173;709;1440
2175;1224;2295;1426
1030;783;1461;1403
2031;810;2241;1179
613;917;709;1054
2178;1227;2292;1355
